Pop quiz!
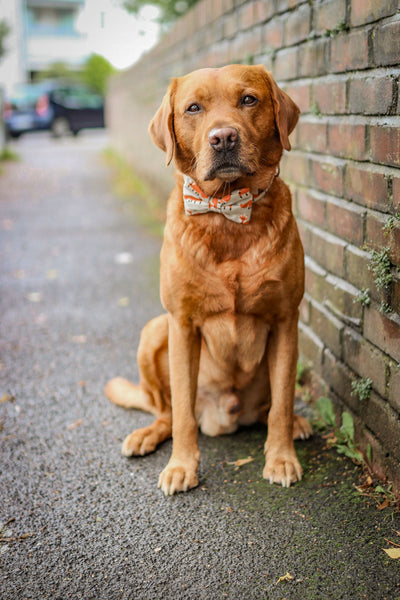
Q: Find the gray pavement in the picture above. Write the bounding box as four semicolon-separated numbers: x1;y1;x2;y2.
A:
1;131;399;600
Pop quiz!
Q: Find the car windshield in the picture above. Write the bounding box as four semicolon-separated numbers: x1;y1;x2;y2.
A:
10;84;47;110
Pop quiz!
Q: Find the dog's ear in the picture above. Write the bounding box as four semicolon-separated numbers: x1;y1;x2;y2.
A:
262;68;300;151
149;79;177;166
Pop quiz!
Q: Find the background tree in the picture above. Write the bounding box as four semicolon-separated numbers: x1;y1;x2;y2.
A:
81;54;116;96
0;19;10;59
123;0;199;23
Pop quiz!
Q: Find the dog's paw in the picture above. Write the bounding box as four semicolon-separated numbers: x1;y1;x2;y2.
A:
263;448;303;488
121;427;159;457
292;414;313;440
158;459;199;496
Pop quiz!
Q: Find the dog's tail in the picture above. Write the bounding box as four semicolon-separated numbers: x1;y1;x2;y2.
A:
104;377;157;416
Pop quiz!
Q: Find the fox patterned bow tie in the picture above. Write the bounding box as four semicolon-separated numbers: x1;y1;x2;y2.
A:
183;169;279;225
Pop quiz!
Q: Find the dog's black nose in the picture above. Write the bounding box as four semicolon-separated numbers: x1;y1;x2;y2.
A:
209;127;239;152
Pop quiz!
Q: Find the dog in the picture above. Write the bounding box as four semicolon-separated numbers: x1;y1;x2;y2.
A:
105;64;312;495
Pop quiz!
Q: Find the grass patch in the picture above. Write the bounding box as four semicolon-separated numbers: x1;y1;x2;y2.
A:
0;146;19;162
103;148;165;237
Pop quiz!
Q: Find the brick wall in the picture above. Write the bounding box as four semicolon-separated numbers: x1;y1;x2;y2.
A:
107;0;400;489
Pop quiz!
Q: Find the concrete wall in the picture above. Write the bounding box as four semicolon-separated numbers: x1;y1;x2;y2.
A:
107;0;400;490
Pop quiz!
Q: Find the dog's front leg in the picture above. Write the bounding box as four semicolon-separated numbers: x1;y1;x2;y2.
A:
158;315;201;495
264;313;303;487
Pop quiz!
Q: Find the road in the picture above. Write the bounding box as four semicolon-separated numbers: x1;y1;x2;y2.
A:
1;131;399;600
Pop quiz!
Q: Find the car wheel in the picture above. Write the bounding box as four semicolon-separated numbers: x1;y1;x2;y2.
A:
51;117;70;138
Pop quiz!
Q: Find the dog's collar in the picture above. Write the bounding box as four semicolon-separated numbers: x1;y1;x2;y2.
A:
183;167;279;224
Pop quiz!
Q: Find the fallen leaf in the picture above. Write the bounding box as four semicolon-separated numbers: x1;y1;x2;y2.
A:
383;548;400;559
276;572;294;584
26;292;42;303
71;335;87;344
46;269;58;280
377;498;390;510
118;297;130;307
67;419;83;430
227;457;254;470
1;394;15;404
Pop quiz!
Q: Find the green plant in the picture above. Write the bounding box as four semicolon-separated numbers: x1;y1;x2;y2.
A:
383;213;400;235
0;147;19;161
351;377;372;402
368;247;393;291
380;301;393;314
310;102;322;118
314;397;364;463
353;287;371;307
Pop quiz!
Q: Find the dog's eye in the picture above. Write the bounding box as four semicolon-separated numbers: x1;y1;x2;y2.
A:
186;103;201;114
241;95;258;106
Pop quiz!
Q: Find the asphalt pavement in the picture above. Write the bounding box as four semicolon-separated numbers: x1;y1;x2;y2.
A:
1;131;399;600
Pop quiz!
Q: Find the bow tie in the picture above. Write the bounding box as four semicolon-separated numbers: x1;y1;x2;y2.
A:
183;169;278;224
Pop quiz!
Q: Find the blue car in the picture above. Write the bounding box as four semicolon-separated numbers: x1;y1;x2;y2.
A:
4;81;105;139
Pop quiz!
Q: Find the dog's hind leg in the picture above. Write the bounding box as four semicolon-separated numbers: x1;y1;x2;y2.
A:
105;314;172;456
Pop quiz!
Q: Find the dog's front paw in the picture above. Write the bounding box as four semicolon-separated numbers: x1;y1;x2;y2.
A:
121;427;158;456
158;459;199;496
263;448;303;488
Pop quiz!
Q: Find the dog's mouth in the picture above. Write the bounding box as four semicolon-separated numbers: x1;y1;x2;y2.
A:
205;160;255;181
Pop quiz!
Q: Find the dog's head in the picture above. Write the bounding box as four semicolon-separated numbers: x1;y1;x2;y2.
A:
149;64;299;194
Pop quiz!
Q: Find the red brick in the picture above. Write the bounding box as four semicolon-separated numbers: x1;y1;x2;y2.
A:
310;156;344;197
274;46;298;80
239;2;255;30
298;321;324;373
262;18;284;50
296;188;326;228
305;256;328;303
388;224;400;267
284;3;311;45
299;293;311;325
330;30;370;73
370;122;400;168
348;74;394;116
298;38;328;78
343;328;388;398
281;151;309;186
258;0;276;21
344;163;390;211
388;361;400;412
297;220;312;255
393;177;400;211
365;210;400;266
373;19;400;67
328;119;367;161
313;77;346;115
208;0;225;21
297;117;328;153
310;298;344;357
224;11;238;38
325;273;363;324
351;0;399;26
322;348;354;404
344;244;377;296
361;391;400;463
309;226;346;277
362;392;400;466
365;210;386;250
364;306;400;363
283;81;311;113
314;0;347;36
391;273;400;315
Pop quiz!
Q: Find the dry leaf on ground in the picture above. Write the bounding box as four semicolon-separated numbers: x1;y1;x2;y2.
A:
383;548;400;559
276;572;294;584
227;457;254;469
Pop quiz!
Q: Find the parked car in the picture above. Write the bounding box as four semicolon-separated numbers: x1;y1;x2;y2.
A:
4;81;105;139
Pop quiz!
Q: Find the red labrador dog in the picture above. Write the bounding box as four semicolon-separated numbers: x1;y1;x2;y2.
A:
106;64;311;495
